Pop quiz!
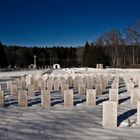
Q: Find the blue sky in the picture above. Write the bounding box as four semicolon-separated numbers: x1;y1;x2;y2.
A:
0;0;140;47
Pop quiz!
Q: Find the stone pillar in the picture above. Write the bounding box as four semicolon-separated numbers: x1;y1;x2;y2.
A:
0;90;4;107
11;84;18;97
130;88;140;105
64;90;73;108
0;85;1;91
27;84;35;96
102;101;117;127
86;89;96;106
41;90;50;108
18;90;28;107
137;101;140;125
109;89;119;102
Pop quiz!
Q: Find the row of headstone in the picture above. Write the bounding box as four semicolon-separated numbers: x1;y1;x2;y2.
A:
110;77;140;105
0;89;97;108
45;73;113;96
122;76;140;105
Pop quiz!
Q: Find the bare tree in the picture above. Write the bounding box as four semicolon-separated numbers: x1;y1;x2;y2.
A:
125;22;140;65
96;29;122;67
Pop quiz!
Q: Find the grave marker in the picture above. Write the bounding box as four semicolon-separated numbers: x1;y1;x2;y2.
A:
103;101;117;127
18;90;28;107
41;90;51;108
64;90;73;108
86;89;96;106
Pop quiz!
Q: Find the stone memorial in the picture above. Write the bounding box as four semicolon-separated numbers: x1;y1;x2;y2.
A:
27;84;35;96
20;77;26;89
109;89;119;102
130;88;140;105
86;89;96;106
53;79;60;91
11;84;18;97
64;89;73;108
102;101;117;127
7;81;12;91
18;90;28;107
41;90;51;108
47;79;53;92
0;90;4;107
137;101;140;125
112;82;119;89
78;83;86;96
95;83;102;95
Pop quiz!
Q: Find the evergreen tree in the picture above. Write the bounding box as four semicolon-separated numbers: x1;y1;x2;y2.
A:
0;42;8;68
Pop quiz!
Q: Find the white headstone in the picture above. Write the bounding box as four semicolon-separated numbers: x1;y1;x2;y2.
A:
18;90;28;107
102;101;117;127
86;89;96;106
0;90;4;107
41;90;51;108
64;90;73;108
109;89;119;102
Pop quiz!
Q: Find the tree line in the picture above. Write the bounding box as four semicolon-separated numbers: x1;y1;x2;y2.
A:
0;43;78;68
0;20;140;69
82;20;140;68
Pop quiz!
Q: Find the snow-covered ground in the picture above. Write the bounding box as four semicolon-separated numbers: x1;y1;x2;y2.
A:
0;69;48;78
0;68;140;140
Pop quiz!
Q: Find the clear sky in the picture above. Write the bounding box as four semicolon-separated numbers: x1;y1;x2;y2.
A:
0;0;140;47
